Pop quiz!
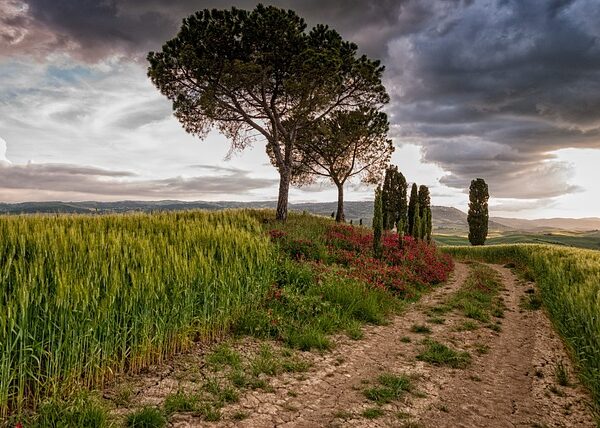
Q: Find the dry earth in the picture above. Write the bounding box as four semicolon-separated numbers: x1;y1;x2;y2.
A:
110;262;597;427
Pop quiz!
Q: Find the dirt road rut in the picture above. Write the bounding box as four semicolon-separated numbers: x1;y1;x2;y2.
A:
169;262;596;427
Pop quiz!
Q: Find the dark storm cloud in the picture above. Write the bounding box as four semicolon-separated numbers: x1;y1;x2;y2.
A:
6;0;462;59
2;0;600;200
386;0;600;197
0;162;278;198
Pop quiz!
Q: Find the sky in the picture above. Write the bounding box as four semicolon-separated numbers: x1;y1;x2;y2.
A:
1;0;599;218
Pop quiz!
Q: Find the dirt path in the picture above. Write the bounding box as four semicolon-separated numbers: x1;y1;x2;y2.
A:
128;262;596;427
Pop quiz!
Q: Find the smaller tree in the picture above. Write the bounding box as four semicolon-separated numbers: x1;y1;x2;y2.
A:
381;166;394;230
381;165;408;234
407;183;419;237
373;185;383;259
418;185;432;241
467;178;489;246
425;208;432;242
293;108;393;222
411;200;421;240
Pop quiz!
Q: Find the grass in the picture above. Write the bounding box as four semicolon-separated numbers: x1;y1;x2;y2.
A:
0;211;274;417
126;407;166;428
362;407;385;419
333;409;353;419
363;373;412;404
445;263;504;323
231;411;249;420
520;289;543;310
234;258;400;351
416;340;472;369
113;385;134;407
456;320;479;331
555;361;570;387
444;244;600;410
435;230;600;250
207;344;242;370
2;209;451;422
473;343;490;355
410;324;432;334
33;394;110;428
163;390;199;415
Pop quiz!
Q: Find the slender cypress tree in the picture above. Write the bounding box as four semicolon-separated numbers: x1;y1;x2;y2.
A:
373;185;383;259
417;185;431;240
407;183;418;237
412;200;421;240
381;166;395;230
467;178;489;246
425;208;432;242
395;171;408;247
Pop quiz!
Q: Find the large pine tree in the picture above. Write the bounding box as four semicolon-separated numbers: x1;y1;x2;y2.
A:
147;5;388;221
467;178;489;246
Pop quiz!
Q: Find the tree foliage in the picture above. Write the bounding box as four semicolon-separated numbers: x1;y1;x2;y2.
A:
467;178;489;246
147;5;388;221
407;183;419;237
381;165;408;246
373;185;383;259
418;185;432;241
292;108;392;222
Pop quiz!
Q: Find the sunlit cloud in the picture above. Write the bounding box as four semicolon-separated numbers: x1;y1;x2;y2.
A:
0;0;599;217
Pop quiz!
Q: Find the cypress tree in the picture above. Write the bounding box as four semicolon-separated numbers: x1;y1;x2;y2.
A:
417;185;431;240
407;183;418;237
381;166;396;230
412;200;421;240
395;171;408;247
428;208;433;242
373;185;383;259
467;178;489;246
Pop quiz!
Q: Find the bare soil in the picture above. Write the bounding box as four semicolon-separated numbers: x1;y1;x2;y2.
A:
110;262;597;427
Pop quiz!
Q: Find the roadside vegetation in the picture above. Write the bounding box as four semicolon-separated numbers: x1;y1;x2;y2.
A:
0;211;274;420
1;210;452;425
445;244;600;411
431;262;504;329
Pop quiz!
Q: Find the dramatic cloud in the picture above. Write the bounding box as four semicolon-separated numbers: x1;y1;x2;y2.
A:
0;161;277;201
387;0;600;197
1;0;599;215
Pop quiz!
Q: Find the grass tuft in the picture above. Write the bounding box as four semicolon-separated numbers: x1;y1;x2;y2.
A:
126;407;166;428
362;407;385;419
555;360;570;387
416;340;471;368
164;390;198;415
410;324;432;334
363;373;412;404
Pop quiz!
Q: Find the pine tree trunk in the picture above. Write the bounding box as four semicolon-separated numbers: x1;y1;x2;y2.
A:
275;169;290;221
335;183;345;223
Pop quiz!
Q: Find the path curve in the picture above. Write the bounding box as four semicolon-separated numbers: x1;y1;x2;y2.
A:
170;262;596;427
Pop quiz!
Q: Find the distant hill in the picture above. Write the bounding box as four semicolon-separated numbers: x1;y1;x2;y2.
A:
491;216;600;232
1;200;598;233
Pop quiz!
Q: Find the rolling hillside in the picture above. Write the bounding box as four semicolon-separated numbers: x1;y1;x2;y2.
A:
1;200;599;235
